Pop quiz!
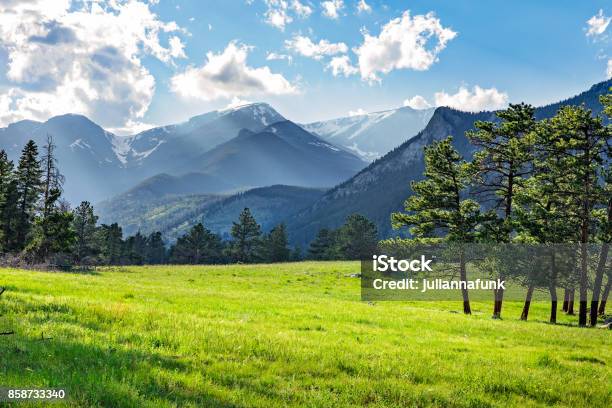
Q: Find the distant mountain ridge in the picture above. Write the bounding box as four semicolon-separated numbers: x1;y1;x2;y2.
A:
98;185;327;241
0;103;363;203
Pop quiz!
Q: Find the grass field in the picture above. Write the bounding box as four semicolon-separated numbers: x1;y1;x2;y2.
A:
0;262;610;407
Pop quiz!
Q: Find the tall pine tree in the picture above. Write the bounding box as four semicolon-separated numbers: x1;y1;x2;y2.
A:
392;137;482;314
72;201;99;264
230;208;262;263
466;103;536;318
263;223;290;263
14;140;43;251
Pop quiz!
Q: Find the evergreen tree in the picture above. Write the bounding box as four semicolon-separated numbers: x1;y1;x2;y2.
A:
30;135;73;261
123;232;147;265
308;228;337;260
13;140;43;251
0;151;15;252
72;201;99;264
145;231;166;264
337;214;378;260
513;118;580;323
290;245;303;262
230;208;262;263
466;103;536;318
98;223;123;265
545;105;608;326
392;137;482;314
170;223;223;264
263;223;290;263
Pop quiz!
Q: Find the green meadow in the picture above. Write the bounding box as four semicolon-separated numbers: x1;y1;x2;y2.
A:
0;262;610;407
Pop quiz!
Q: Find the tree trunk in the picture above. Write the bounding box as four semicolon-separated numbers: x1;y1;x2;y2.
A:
493;283;505;319
578;243;588;327
562;288;569;312
460;250;471;315
599;279;610;316
521;285;535;320
590;243;609;326
567;288;575;315
548;250;558;323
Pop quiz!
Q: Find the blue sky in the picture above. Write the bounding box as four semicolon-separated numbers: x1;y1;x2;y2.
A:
0;1;610;133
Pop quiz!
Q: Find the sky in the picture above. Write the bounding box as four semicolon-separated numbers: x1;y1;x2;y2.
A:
0;0;611;134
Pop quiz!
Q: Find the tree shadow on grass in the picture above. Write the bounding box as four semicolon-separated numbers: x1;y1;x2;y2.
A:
0;332;245;408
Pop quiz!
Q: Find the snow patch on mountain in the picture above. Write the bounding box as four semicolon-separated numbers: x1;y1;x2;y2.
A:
303;106;435;161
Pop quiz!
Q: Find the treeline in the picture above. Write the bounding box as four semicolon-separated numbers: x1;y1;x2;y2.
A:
0;146;378;267
389;90;612;327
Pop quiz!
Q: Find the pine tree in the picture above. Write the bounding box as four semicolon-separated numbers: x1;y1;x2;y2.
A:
145;231;166;264
513;118;580;323
308;228;337;260
123;232;147;265
230;208;262;263
72;201;99;264
30;135;73;261
264;223;290;263
98;223;123;265
0;151;15;252
545;105;608;326
14;140;43;251
337;214;378;260
466;103;536;318
391;137;482;314
170;223;223;264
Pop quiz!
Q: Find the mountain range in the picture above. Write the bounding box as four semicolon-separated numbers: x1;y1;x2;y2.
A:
1;79;610;246
0;103;366;203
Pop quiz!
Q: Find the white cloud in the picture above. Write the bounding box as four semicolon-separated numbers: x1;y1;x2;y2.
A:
607;59;612;78
170;42;297;101
586;9;610;38
0;0;186;128
356;0;371;14
354;10;457;82
321;0;344;19
264;0;293;30
349;108;367;116
266;52;293;64
403;95;432;109
434;86;508;112
292;0;313;18
327;55;359;77
285;35;348;60
224;97;253;110
263;0;312;30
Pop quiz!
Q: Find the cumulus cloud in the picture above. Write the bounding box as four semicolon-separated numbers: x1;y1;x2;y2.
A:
264;0;312;30
586;9;610;38
354;11;457;82
327;55;359;77
608;59;612;78
285;35;348;60
356;0;371;14
0;0;186;128
434;86;508;112
321;0;344;19
170;42;297;101
403;95;432;109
